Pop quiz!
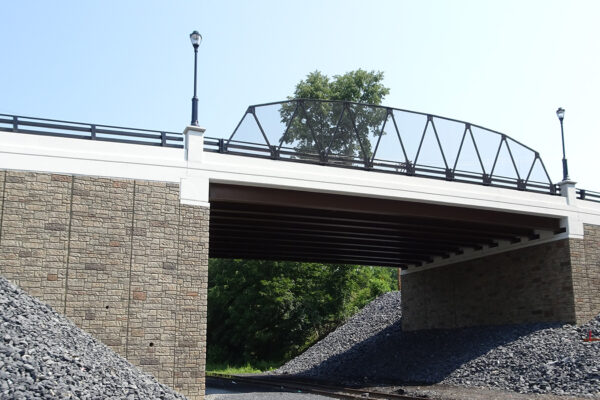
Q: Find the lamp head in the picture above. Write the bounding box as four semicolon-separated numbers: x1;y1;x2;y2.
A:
190;31;202;48
556;107;565;121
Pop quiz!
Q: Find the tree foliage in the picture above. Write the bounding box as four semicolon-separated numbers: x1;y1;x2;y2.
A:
292;70;389;104
280;70;390;163
207;259;397;365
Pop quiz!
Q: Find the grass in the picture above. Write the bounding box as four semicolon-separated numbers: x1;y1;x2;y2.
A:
206;361;280;374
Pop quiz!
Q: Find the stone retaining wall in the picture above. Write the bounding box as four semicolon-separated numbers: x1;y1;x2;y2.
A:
0;170;208;399
402;229;600;331
571;224;600;324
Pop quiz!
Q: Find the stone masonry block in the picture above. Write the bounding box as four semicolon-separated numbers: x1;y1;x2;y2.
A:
0;170;71;311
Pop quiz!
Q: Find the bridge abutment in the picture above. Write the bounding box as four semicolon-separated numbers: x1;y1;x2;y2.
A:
401;225;600;331
0;169;209;399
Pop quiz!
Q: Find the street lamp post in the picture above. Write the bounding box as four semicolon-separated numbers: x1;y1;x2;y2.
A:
189;31;202;126
556;107;568;181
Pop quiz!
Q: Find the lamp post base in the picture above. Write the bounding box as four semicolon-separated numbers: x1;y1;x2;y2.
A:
191;97;198;126
562;157;569;181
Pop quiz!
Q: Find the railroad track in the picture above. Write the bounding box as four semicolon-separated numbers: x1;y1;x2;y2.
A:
206;373;427;399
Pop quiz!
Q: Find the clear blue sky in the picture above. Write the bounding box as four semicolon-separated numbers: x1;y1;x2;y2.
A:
1;0;599;189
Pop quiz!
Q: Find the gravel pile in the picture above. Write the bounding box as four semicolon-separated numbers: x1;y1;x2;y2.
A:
0;276;186;400
276;291;600;398
278;291;402;377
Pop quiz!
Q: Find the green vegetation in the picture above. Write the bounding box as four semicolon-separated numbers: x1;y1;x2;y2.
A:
207;259;397;369
291;69;389;104
206;360;278;374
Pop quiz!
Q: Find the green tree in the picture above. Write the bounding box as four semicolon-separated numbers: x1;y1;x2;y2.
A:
207;259;396;366
280;70;390;163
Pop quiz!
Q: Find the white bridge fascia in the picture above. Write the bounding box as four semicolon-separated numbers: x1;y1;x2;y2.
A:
2;126;600;259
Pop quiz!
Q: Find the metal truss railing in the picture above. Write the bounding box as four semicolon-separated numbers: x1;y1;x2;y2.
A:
0;114;184;148
205;99;558;194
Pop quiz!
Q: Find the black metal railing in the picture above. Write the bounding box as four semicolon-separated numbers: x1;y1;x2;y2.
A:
577;189;600;203
0;114;184;148
205;99;559;194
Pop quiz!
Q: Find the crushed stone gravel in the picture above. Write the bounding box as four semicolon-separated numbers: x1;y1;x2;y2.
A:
0;276;187;400
276;290;600;398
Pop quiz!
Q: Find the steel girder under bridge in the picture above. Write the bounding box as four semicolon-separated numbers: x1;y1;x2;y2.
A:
209;184;563;269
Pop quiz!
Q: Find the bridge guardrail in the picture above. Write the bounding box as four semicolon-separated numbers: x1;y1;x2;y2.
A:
0;114;184;148
577;189;600;203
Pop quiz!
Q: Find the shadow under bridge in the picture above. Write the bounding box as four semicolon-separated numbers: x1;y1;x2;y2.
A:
208;184;562;269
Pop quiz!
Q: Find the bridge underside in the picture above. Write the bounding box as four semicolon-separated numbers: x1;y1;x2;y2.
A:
209;184;562;269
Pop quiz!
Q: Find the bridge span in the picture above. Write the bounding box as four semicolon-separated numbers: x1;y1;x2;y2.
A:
1;104;599;400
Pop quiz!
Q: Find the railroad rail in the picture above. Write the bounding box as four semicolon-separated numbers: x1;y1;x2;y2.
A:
206;373;427;400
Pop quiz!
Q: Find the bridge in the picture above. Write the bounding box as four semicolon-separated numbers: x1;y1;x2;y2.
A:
1;101;599;400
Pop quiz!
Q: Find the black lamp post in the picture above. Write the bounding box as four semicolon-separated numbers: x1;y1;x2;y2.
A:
189;31;202;126
556;107;568;181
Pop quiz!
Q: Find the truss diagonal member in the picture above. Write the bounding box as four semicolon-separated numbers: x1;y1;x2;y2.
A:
489;134;506;179
452;124;469;172
277;101;300;152
251;107;272;148
390;111;410;167
324;102;348;159
537;156;555;188
413;116;432;166
370;108;392;165
226;107;253;146
504;138;522;181
298;100;325;156
430;118;449;170
468;125;487;175
525;153;540;184
346;104;371;168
